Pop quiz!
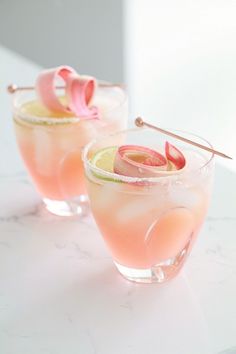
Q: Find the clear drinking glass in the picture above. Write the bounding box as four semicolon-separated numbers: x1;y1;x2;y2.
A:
83;128;214;283
12;84;127;216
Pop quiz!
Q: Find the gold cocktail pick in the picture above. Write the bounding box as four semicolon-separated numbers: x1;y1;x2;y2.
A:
135;117;232;160
7;83;124;94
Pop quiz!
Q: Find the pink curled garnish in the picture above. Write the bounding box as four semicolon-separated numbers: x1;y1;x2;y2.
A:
165;142;186;170
35;65;98;118
36;66;76;113
114;143;186;178
66;73;98;118
114;145;168;178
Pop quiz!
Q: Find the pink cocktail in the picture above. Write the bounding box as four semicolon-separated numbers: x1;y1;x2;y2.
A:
12;76;127;216
83;128;214;283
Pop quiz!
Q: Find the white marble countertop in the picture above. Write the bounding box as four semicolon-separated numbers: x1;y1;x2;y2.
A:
0;45;236;354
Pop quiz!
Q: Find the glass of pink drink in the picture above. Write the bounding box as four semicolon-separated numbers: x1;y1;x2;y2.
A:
83;128;214;283
12;84;127;216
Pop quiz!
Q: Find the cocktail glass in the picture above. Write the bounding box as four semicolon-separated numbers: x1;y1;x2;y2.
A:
12;84;127;216
83;128;214;283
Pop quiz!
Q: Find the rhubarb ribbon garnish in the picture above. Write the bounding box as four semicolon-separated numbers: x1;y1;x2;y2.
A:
114;142;186;178
165;142;185;170
35;65;98;119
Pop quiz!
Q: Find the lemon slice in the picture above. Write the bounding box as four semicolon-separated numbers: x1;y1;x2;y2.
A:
14;98;76;127
91;146;118;173
21;97;73;118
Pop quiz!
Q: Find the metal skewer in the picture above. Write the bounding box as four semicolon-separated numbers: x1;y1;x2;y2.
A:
7;82;124;94
135;117;232;160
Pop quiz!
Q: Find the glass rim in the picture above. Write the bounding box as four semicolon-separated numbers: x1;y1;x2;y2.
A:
82;127;215;184
12;81;127;125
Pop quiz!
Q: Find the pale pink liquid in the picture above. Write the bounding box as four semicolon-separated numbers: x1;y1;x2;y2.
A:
14;92;127;201
86;152;212;269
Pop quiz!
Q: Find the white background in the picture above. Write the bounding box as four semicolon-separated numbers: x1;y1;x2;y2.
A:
124;0;236;171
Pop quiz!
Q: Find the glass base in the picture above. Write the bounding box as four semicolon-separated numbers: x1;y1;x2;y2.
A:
43;195;90;217
114;242;190;283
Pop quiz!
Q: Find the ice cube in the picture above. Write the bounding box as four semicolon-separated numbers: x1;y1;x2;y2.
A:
56;121;96;152
33;127;53;176
184;150;207;172
169;187;203;210
116;194;165;224
91;182;119;211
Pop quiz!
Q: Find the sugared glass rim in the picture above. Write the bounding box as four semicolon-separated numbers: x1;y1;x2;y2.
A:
82;127;214;184
12;82;127;125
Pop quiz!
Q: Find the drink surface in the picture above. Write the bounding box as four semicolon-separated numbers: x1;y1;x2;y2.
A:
14;89;127;200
